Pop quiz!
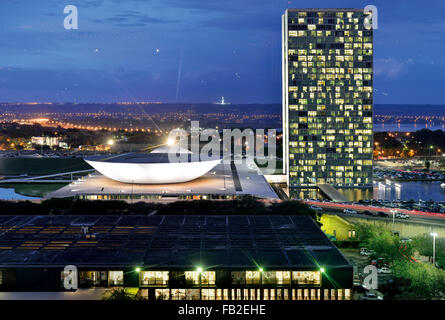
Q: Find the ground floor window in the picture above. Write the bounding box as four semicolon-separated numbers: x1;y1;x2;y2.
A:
79;271;107;287
146;288;350;300
155;288;170;300
109;271;123;286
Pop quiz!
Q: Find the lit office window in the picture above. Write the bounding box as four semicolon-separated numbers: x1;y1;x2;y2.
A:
201;289;216;300
292;271;321;285
246;271;260;285
155;288;170;300
141;271;169;285
276;271;291;285
171;289;186;300
108;271;123;286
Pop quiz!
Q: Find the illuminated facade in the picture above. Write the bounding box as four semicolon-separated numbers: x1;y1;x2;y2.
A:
282;9;373;188
0;215;352;299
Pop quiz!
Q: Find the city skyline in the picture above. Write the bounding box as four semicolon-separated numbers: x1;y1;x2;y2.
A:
1;0;445;104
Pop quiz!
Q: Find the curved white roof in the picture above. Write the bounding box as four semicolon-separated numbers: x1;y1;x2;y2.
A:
150;145;192;154
85;158;221;184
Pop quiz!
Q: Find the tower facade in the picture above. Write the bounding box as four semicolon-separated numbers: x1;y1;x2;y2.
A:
282;9;373;188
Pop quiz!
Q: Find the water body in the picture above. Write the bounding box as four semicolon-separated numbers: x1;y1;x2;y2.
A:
290;181;445;202
373;181;445;202
374;123;445;132
0;187;40;200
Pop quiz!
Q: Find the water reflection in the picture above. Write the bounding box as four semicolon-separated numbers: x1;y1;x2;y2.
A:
289;181;445;202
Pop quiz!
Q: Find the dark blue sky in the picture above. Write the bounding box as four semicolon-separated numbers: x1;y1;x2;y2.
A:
1;0;445;104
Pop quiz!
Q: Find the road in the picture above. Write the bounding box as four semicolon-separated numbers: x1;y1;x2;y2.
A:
305;200;445;225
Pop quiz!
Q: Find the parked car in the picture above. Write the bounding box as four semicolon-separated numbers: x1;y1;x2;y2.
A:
310;205;323;212
360;248;375;256
400;238;412;243
396;213;409;219
378;212;389;218
378;267;391;274
343;209;357;214
360;292;383;300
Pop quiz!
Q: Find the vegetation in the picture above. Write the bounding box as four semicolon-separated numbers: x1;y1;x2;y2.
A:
356;224;413;262
412;233;445;266
373;129;445;158
381;261;445;300
102;288;142;300
0;198;320;221
356;225;445;299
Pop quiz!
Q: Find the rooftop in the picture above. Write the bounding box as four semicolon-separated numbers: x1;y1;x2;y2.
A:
46;158;279;200
0;215;350;269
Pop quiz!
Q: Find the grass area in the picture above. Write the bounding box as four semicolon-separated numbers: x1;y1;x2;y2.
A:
0;158;91;176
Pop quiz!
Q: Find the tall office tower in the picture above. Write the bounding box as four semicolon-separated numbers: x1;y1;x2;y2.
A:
282;8;373;188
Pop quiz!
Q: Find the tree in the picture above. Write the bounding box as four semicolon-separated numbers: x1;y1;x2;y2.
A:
391;260;445;300
355;224;413;262
102;288;142;300
412;233;445;261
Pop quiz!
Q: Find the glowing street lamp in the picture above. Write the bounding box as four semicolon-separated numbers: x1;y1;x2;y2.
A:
430;233;438;266
135;267;141;273
167;138;175;146
196;267;203;274
107;139;114;146
320;267;325;273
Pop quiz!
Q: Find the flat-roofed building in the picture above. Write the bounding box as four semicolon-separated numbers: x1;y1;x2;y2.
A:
0;215;352;300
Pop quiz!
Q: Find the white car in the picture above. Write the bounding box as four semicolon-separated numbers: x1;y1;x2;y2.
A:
378;267;391;274
343;209;357;214
310;205;323;211
396;213;409;219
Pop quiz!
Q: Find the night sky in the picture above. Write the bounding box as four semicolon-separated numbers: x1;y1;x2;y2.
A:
1;0;445;104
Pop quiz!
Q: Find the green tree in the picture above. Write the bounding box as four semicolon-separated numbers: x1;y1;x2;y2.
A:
391;260;445;300
102;288;142;300
356;224;411;262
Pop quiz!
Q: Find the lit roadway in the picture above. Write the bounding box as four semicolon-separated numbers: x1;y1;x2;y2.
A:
304;200;445;225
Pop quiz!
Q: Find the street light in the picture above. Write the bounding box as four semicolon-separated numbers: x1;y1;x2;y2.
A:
167;138;175;146
430;233;438;266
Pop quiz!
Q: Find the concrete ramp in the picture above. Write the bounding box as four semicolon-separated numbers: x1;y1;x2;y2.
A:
317;184;349;202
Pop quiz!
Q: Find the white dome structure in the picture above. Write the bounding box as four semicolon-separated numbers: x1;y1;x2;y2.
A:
85;153;220;184
150;145;192;154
